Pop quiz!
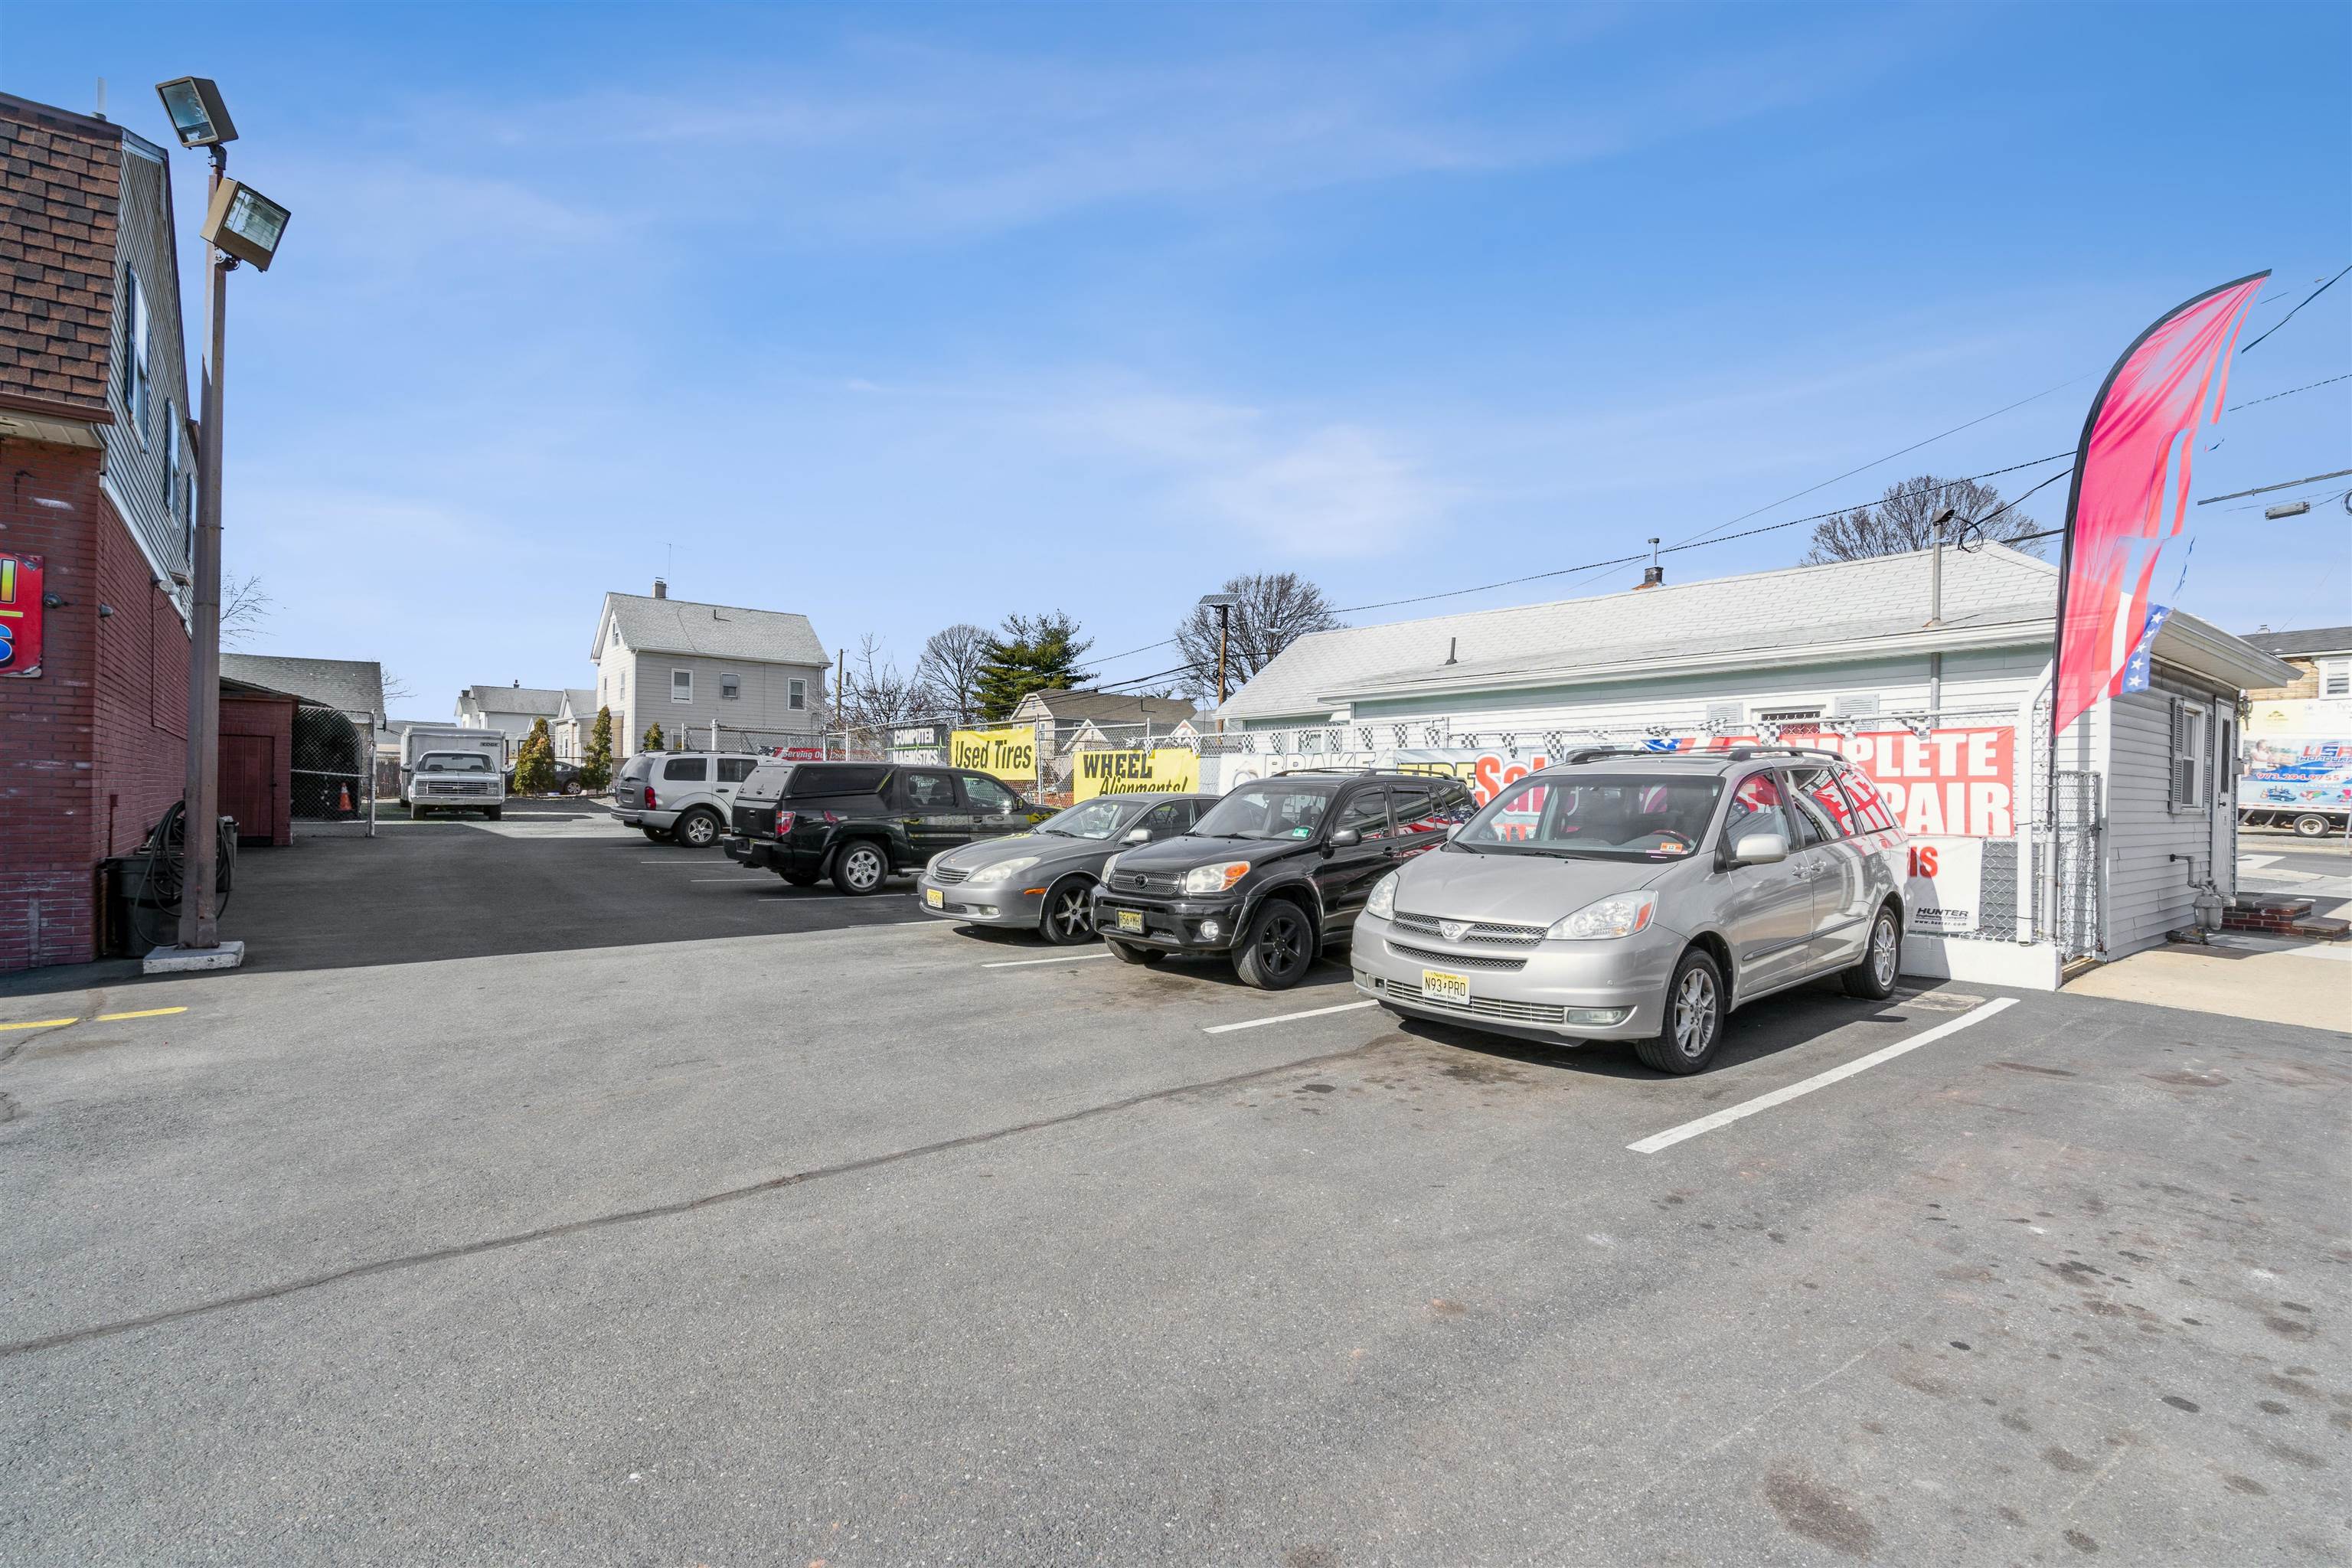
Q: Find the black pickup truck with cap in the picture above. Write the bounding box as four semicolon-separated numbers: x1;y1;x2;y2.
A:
723;760;1051;895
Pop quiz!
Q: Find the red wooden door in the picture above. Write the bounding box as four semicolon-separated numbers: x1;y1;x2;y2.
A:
220;733;276;844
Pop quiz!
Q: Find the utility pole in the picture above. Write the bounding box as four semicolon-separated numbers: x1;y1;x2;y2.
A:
176;144;232;959
1197;592;1238;738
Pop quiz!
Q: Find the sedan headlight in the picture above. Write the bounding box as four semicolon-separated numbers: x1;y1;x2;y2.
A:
964;855;1039;887
1365;870;1400;920
1548;891;1658;940
1180;861;1250;896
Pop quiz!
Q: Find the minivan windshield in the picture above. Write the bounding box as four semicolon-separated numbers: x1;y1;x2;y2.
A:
418;753;492;773
1453;773;1723;860
1193;782;1335;841
1038;797;1135;839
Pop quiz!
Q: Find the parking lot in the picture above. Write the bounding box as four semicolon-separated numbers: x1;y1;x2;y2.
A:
3;799;2347;1566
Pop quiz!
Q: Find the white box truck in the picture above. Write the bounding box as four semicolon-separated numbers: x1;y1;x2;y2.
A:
399;726;508;819
2238;737;2352;839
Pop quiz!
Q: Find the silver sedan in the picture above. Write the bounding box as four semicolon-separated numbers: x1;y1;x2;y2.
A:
917;792;1220;944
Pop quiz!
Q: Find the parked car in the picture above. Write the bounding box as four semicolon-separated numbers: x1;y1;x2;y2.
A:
1090;769;1478;988
502;759;584;795
407;750;505;820
918;792;1220;943
1349;747;1907;1075
616;751;763;847
723;761;1052;894
398;726;503;807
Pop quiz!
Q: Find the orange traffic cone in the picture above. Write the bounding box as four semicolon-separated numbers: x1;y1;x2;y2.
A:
338;782;353;813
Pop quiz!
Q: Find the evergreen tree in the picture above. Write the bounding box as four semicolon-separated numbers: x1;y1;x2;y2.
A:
975;612;1095;722
582;705;614;791
642;720;666;753
512;717;556;795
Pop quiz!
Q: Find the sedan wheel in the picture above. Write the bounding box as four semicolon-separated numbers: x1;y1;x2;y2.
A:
1040;877;1096;945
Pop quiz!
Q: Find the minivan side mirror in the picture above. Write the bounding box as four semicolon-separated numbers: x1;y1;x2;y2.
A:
1328;827;1362;848
1444;824;1462;840
1123;826;1151;844
1730;831;1789;866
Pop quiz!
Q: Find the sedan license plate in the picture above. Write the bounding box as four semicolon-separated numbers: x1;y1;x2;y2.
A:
925;887;946;910
1116;909;1145;934
1421;969;1471;1005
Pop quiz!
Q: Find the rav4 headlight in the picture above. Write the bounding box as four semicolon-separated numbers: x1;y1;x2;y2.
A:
1548;891;1658;940
1365;870;1400;920
964;855;1039;887
1180;861;1251;896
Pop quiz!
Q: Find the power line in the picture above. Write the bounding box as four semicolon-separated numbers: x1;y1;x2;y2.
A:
2239;262;2350;354
2196;468;2352;505
2229;371;2352;410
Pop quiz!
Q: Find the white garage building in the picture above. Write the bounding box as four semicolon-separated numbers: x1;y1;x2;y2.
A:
1210;544;2293;988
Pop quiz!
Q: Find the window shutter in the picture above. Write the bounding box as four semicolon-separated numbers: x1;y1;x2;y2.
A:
2167;697;2185;811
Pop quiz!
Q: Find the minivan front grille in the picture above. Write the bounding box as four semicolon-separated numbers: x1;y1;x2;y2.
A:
1392;911;1547;947
1386;939;1525;972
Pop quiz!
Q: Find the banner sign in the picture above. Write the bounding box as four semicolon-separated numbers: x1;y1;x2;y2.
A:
1903;837;1984;936
2239;738;2352;812
2054;273;2267;737
949;727;1038;782
1387;727;2016;836
0;552;44;678
1071;747;1200;800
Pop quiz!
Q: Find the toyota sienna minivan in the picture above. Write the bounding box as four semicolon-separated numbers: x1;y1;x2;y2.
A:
1351;747;1908;1074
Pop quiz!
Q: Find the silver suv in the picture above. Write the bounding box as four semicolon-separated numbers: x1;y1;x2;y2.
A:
616;751;763;848
1351;747;1907;1074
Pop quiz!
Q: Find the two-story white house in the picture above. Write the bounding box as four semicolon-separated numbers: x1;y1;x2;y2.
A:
590;580;828;759
455;683;566;756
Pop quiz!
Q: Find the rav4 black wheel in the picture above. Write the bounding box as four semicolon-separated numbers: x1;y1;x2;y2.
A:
1234;900;1314;991
1040;875;1097;945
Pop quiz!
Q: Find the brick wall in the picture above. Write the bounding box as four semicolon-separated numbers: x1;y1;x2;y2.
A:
0;436;188;969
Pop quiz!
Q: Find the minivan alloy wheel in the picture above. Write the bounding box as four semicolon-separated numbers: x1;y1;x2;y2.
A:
1673;967;1718;1060
1870;916;1899;988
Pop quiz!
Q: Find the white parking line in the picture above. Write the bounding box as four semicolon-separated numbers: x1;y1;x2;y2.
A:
1626;996;2019;1155
690;877;772;884
982;952;1114;969
1202;999;1380;1035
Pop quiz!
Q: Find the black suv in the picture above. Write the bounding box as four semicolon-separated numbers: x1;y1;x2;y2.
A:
724;760;1051;895
1091;769;1477;988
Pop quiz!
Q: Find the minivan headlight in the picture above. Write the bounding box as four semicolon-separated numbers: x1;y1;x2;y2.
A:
1365;870;1400;920
1181;861;1250;896
964;855;1038;887
1548;891;1658;940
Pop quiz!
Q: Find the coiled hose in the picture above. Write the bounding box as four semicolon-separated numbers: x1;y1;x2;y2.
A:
126;801;237;951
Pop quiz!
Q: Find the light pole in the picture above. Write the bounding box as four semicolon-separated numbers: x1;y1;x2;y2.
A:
152;77;289;965
1197;593;1239;736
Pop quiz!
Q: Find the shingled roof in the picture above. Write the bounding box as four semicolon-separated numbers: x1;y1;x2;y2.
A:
2243;626;2352;659
592;593;825;666
220;654;387;720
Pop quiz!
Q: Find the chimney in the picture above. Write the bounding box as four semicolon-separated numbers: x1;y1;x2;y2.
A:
652;577;668;599
1635;565;1665;590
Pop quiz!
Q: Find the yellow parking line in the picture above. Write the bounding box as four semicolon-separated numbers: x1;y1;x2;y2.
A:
95;1007;188;1022
0;1017;77;1032
1;1006;188;1032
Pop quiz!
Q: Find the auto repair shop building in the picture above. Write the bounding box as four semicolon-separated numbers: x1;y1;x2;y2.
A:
1210;544;2294;987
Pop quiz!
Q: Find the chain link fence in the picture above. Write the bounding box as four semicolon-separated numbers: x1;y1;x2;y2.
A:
290;704;376;838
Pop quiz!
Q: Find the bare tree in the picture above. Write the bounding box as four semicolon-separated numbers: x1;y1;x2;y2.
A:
915;622;988;727
835;635;933;736
1173;572;1342;702
1802;474;2046;564
220;571;274;648
380;671;415;706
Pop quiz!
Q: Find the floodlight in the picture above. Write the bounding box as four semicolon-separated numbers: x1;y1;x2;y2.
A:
154;77;237;147
199;178;290;271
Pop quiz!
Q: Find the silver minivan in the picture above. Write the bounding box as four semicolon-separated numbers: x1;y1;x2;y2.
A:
1351;747;1908;1074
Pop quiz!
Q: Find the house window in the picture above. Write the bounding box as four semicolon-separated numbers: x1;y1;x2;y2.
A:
1755;706;1824;737
672;668;692;703
619;670;627;702
720;674;740;701
788;677;806;711
2321;658;2351;699
122;270;152;443
2171;700;2207;810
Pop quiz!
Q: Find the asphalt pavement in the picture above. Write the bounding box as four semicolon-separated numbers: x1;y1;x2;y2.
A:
2;802;2345;1565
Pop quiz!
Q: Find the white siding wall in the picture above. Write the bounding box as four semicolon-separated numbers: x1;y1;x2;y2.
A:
2100;676;2233;958
601;648;824;757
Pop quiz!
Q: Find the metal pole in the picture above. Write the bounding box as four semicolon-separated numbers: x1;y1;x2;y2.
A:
1215;603;1229;737
178;145;228;951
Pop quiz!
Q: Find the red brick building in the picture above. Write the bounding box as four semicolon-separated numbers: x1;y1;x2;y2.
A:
1;93;198;971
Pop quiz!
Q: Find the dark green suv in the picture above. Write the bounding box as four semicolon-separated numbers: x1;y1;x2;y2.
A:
722;760;1050;895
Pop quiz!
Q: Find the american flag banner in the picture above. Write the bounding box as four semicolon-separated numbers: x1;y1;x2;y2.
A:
2052;272;2268;736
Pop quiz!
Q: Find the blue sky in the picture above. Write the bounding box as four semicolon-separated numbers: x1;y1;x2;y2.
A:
10;2;2348;715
